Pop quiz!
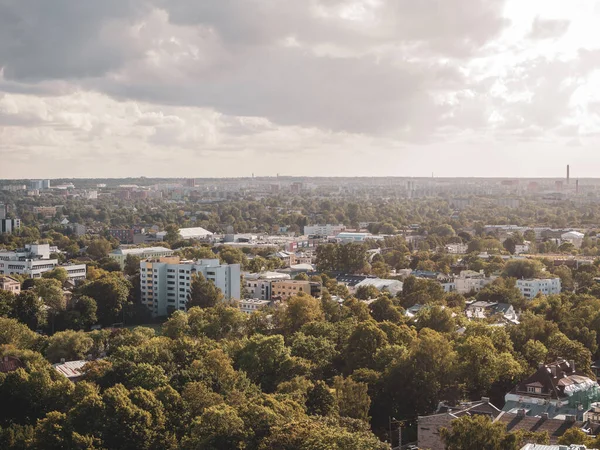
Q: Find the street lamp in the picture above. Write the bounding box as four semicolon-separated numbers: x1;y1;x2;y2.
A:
389;417;404;449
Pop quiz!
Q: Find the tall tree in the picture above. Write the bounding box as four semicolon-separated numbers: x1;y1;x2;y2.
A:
123;254;141;277
187;273;224;309
80;274;132;325
11;290;47;330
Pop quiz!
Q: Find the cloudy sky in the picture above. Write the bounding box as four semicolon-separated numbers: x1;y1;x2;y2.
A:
1;0;600;179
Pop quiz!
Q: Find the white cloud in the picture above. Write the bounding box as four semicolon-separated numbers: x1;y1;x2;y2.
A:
1;0;600;178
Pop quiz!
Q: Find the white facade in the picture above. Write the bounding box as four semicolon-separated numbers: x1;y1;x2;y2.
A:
0;244;86;281
336;232;379;243
239;299;270;314
354;278;403;296
445;243;468;254
304;224;346;236
140;258;241;317
454;277;492;294
0;218;21;234
178;227;214;240
440;282;456;293
561;231;585;249
516;278;561;299
245;279;273;300
514;243;530;254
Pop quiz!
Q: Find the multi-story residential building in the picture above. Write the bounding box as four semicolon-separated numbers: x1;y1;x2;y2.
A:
33;206;57;218
30;180;44;190
445;243;468;254
271;280;321;300
517;278;561;299
109;246;174;269
453;270;496;294
0;204;21;235
514;243;530;254
0;276;21;294
140;257;240;317
244;272;290;300
303;224;346;237
0;244;86;281
561;231;585;249
108;228;135;244
69;223;87;237
239;299;271;314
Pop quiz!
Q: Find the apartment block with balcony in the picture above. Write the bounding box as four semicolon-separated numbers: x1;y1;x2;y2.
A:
140;257;241;317
517;278;561;299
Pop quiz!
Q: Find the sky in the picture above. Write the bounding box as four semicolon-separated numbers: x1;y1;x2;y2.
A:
2;0;600;179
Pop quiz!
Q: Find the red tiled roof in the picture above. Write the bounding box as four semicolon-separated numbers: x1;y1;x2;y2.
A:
0;356;24;373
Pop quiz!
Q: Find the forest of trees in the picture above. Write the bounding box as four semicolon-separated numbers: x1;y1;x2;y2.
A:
4;190;600;448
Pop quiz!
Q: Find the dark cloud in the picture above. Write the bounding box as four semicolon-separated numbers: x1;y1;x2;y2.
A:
0;0;149;81
529;16;570;40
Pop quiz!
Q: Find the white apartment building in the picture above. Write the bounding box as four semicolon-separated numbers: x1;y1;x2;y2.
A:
140;257;241;317
561;231;585;249
109;246;174;269
514;243;530;255
303;224;346;236
239;299;271;314
454;271;497;294
516;278;561;299
445;243;468;254
0;244;86;281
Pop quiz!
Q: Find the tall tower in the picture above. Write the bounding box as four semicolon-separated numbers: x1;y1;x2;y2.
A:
567;165;570;184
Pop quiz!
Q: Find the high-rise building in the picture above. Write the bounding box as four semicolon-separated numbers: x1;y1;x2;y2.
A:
0;204;21;235
140;257;240;317
30;180;43;190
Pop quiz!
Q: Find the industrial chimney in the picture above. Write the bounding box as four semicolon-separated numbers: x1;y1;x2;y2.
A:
567;165;570;184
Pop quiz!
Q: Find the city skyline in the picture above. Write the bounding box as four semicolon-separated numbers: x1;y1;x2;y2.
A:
3;0;600;178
